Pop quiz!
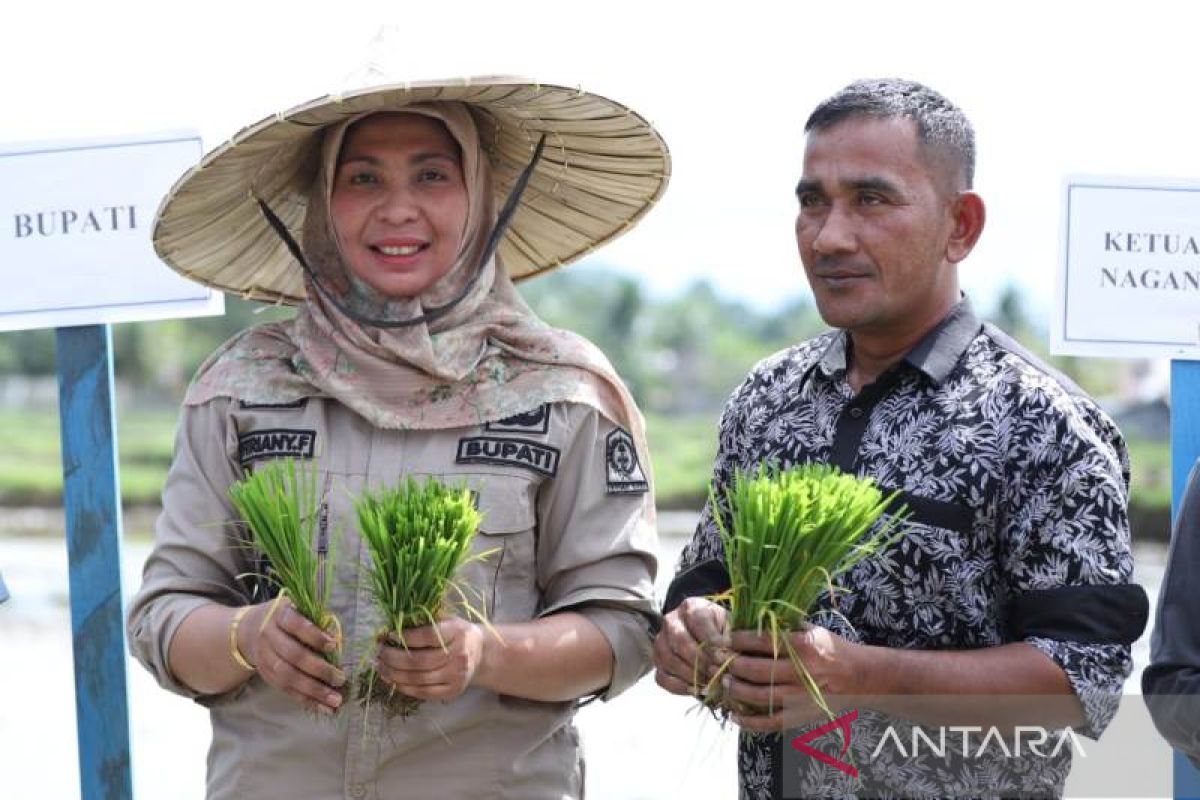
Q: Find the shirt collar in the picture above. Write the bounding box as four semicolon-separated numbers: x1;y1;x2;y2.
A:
814;296;982;386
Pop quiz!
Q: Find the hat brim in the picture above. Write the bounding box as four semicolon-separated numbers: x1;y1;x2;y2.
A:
153;77;672;304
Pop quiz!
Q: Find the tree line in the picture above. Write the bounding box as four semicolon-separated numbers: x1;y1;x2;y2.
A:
0;266;1128;416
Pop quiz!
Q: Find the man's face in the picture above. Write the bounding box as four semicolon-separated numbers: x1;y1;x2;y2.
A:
795;116;963;345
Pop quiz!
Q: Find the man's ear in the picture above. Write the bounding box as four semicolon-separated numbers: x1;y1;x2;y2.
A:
946;192;986;264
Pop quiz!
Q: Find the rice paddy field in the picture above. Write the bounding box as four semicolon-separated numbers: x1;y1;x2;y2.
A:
0;405;1175;532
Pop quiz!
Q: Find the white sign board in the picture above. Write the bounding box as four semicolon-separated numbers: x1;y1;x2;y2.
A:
0;132;222;332
1055;176;1200;360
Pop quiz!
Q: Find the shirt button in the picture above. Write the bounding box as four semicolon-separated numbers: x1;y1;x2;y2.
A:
848;407;864;419
349;784;367;799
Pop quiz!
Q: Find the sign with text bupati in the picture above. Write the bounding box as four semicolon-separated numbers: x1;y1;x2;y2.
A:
1055;177;1200;360
0;132;222;332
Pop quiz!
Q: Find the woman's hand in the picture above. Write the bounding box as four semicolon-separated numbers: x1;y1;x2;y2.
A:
375;616;485;702
240;599;346;714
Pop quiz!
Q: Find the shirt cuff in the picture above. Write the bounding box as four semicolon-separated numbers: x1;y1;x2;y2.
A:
127;593;250;706
567;604;655;701
1025;635;1129;739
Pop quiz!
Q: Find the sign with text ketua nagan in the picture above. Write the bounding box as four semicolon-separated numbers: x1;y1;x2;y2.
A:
0;132;222;332
1055;177;1200;360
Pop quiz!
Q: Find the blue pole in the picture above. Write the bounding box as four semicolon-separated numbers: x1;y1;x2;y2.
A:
54;324;133;800
1171;358;1200;800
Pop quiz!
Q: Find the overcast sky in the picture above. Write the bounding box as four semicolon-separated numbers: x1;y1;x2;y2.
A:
4;0;1199;321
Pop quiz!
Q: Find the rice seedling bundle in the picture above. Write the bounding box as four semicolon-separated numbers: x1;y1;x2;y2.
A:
354;476;485;717
708;463;906;718
228;458;342;673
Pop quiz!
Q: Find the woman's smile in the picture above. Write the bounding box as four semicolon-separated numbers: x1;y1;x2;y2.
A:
330;113;469;299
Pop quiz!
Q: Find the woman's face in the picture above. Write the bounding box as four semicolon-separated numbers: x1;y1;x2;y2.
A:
330;113;469;299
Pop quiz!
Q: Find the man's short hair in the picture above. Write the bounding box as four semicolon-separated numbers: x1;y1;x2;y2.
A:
805;78;976;190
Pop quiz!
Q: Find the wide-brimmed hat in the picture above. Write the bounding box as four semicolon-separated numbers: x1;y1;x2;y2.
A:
153;76;671;304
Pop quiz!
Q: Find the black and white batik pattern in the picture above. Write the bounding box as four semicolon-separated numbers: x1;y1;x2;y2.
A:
680;312;1134;799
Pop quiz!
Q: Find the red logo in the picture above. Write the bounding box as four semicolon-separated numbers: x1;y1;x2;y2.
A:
790;709;860;778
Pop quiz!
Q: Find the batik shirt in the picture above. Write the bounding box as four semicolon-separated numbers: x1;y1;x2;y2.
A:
674;299;1142;799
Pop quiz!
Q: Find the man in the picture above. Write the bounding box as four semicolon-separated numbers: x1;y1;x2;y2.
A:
1143;460;1200;765
653;79;1147;798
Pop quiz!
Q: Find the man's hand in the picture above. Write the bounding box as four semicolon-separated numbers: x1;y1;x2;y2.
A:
375;616;485;702
241;599;346;714
723;624;864;731
653;597;731;697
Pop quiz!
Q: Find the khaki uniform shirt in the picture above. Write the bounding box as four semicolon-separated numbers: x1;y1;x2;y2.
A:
127;397;658;800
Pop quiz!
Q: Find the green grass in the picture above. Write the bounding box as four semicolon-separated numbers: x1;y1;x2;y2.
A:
229;458;338;640
0;409;66;502
645;412;720;509
0;406;1177;521
0;406;177;505
707;465;904;717
718;465;903;630
354;476;484;717
356;477;483;635
1128;436;1173;510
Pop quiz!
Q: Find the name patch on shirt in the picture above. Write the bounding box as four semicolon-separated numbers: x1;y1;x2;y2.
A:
484;404;550;435
238;428;317;465
238;398;308;410
606;429;648;494
456;436;559;477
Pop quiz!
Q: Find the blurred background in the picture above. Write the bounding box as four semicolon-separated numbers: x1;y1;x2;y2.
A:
0;267;1175;531
0;0;1191;796
0;263;1174;800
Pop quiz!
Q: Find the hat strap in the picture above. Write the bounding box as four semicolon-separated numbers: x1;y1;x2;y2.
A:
255;134;547;328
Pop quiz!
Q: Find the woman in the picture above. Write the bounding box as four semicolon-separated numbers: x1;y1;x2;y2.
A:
127;78;669;799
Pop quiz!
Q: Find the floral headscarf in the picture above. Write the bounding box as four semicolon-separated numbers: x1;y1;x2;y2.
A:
185;102;650;468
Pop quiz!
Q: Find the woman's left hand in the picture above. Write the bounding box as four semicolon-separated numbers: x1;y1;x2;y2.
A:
375;616;485;702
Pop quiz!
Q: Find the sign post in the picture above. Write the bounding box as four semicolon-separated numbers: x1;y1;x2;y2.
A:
1;131;217;798
55;323;131;800
1170;359;1200;798
1057;176;1200;798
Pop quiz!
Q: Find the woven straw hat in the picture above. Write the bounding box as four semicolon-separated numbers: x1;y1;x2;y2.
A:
153;76;671;304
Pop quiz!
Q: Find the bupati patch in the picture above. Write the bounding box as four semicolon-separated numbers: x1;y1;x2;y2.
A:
237;428;317;465
606;429;648;494
485;404;550;434
456;436;560;477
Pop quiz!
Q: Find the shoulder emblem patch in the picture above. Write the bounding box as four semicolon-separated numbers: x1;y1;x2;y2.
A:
237;428;317;465
456;436;560;477
606;429;648;494
484;404;550;435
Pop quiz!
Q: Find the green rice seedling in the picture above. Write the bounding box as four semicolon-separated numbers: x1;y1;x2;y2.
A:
354;476;486;719
704;463;906;722
228;458;343;690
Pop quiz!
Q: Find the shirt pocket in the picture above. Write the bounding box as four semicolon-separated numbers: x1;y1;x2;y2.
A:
449;473;540;625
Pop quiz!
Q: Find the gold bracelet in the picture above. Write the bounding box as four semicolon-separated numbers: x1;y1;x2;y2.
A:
229;606;256;673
